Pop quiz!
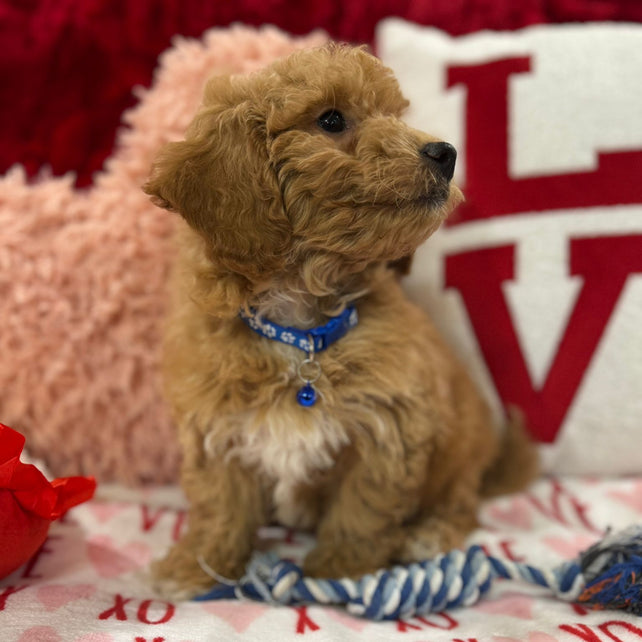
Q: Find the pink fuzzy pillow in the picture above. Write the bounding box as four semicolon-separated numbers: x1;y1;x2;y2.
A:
0;26;326;485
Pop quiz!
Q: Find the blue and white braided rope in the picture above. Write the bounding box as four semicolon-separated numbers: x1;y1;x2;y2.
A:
194;545;585;620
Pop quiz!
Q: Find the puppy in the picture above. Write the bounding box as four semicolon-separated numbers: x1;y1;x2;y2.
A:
144;44;537;598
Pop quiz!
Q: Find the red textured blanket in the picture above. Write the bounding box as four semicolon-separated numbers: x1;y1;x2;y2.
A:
1;0;640;186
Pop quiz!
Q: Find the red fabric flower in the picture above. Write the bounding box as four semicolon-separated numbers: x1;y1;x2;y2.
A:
0;423;96;578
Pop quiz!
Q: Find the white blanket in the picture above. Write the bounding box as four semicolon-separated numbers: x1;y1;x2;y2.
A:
2;477;642;641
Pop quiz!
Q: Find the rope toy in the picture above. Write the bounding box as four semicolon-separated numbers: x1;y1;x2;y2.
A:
194;525;642;620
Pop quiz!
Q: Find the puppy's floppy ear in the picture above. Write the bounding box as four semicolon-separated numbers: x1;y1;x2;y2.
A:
143;74;291;282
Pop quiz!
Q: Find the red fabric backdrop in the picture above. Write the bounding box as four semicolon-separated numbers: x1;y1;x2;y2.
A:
1;0;641;186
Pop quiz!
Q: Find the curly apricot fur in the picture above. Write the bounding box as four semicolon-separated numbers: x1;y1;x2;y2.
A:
144;44;537;597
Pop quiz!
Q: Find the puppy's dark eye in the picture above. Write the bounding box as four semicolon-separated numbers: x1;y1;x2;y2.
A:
317;110;347;134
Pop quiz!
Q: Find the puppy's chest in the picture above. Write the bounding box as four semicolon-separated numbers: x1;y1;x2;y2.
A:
225;406;350;528
234;408;349;484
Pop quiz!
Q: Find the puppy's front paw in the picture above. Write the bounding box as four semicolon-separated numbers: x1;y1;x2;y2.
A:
151;548;213;601
151;539;247;601
303;540;387;579
399;517;466;563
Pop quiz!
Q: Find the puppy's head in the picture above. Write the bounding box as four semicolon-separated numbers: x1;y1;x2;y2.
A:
145;45;462;297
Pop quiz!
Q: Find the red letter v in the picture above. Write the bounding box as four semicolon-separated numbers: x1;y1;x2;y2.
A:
446;235;642;442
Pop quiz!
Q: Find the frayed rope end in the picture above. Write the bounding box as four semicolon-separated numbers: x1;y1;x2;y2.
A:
576;525;642;614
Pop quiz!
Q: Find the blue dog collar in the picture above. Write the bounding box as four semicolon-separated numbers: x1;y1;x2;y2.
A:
239;306;358;407
239;306;358;354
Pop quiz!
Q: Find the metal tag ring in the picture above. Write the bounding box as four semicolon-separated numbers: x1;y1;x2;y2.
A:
297;358;322;384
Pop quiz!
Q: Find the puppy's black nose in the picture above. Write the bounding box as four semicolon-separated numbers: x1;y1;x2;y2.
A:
420;142;457;182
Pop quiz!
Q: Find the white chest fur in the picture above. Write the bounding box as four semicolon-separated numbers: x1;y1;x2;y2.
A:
207;405;351;529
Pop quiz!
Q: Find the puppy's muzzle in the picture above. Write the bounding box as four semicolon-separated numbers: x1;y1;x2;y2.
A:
420;142;457;182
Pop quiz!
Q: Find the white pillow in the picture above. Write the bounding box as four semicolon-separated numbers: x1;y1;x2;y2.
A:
377;20;642;475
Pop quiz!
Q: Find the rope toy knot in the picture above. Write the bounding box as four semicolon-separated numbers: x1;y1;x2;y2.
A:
268;559;304;603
